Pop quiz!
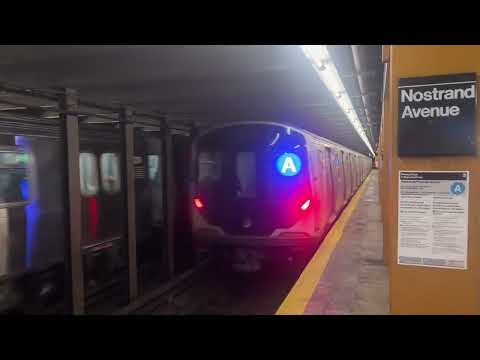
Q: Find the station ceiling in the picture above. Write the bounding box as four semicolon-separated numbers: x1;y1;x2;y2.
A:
0;45;383;155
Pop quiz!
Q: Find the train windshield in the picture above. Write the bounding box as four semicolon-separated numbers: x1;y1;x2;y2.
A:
0;149;30;205
195;124;311;236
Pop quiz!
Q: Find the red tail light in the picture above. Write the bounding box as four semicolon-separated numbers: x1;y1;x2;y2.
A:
193;197;204;209
300;199;311;211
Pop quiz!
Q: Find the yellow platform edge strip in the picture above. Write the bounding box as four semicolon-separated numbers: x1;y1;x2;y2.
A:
275;173;373;315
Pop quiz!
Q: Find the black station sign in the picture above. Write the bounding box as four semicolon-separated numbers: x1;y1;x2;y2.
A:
398;73;477;156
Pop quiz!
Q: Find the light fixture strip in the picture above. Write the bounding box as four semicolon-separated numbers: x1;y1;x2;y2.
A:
300;45;375;156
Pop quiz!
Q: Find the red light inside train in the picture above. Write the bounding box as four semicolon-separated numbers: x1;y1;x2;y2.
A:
300;199;311;211
193;197;204;209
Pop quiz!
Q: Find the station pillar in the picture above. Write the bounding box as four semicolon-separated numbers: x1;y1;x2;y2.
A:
60;88;84;315
383;45;480;314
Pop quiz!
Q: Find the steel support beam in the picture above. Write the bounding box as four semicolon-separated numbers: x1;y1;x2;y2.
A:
120;107;138;301
351;45;375;146
164;127;176;279
60;88;84;315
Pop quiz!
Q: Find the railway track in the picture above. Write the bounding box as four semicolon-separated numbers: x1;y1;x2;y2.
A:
116;260;215;315
117;256;308;315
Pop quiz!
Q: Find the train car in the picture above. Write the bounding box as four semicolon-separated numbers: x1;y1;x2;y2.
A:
0;110;167;313
78;123;128;301
0;116;130;313
0;114;66;313
190;122;371;271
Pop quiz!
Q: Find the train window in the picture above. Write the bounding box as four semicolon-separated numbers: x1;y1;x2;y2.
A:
236;152;256;198
0;152;15;165
148;155;160;183
148;154;163;225
100;153;121;194
79;153;99;197
198;152;222;182
0;150;29;205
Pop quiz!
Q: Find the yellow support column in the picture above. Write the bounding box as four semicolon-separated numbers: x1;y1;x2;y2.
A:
385;45;480;314
380;46;390;268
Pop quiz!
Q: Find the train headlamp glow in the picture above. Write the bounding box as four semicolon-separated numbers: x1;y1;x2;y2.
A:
276;153;302;177
300;199;311;211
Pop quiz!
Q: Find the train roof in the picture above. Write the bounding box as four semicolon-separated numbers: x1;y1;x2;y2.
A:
196;121;371;159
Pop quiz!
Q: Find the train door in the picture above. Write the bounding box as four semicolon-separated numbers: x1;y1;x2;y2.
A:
171;130;194;275
316;148;334;232
361;158;366;181
310;149;321;232
332;149;341;212
327;148;342;214
350;155;354;189
339;150;348;206
323;149;336;224
361;158;364;180
352;155;358;189
311;148;329;235
344;152;352;199
79;124;128;311
349;155;354;195
357;158;360;182
360;157;364;182
133;128;166;294
359;158;363;181
361;158;364;182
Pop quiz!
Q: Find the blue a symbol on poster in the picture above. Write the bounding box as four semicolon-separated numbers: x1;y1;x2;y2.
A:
451;182;466;195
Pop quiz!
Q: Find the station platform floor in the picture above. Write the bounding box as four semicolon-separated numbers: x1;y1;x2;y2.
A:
276;170;389;315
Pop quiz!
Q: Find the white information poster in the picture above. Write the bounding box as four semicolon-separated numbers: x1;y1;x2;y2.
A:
398;171;469;269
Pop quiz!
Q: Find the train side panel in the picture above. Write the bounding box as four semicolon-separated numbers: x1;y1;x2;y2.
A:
307;141;333;238
0;115;67;313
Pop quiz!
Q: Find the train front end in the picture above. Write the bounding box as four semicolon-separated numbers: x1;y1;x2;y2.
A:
191;123;317;270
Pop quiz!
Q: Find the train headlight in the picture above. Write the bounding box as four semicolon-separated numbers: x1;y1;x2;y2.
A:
300;199;311;211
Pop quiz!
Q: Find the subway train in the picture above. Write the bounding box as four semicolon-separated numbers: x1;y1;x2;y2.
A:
0;114;163;313
190;122;372;271
0;114;67;313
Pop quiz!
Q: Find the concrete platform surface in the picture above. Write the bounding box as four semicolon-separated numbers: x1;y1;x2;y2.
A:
277;170;389;315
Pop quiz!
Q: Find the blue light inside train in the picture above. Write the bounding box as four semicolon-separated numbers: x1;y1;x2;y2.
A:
15;136;38;268
276;153;302;177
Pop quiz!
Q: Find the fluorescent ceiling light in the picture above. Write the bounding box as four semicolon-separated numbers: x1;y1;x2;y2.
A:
300;45;375;156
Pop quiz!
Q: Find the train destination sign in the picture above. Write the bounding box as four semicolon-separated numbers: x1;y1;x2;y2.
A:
398;171;469;270
276;153;302;177
398;73;476;156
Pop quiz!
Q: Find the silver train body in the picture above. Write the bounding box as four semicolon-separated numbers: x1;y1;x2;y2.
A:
190;122;372;269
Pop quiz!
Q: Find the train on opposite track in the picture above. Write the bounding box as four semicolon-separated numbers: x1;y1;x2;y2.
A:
190;122;372;271
0;114;164;313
